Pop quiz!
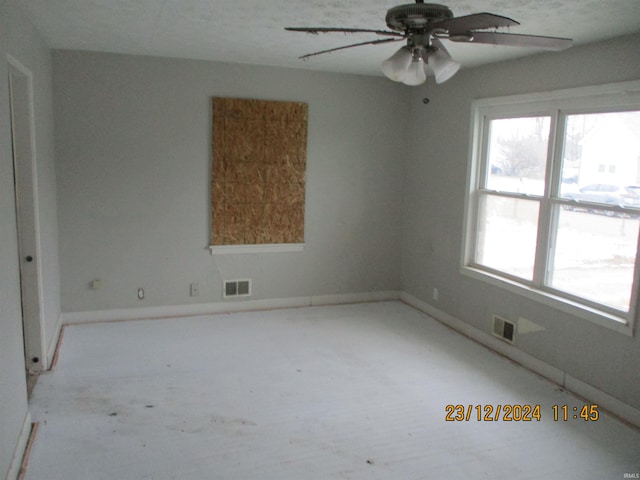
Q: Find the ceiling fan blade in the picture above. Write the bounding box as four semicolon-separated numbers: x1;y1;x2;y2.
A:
297;37;404;60
452;31;573;50
285;27;404;37
432;13;519;33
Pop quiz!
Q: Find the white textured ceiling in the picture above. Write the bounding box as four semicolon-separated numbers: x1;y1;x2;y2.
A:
18;0;640;77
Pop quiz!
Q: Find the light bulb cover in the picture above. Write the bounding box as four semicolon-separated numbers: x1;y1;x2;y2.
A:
402;56;427;86
431;54;461;84
429;39;461;84
381;46;413;82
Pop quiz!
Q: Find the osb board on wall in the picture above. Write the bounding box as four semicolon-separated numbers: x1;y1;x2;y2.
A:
211;97;308;246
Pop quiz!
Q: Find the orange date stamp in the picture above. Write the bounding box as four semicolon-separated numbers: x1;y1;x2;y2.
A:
445;404;600;422
445;404;542;422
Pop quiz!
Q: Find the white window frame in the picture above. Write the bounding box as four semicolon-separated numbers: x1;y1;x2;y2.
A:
462;80;640;336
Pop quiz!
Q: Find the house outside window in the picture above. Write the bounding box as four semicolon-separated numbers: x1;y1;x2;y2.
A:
463;81;640;334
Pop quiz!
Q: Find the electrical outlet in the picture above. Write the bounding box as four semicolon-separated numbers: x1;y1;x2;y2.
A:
137;288;145;300
190;282;200;297
433;288;439;301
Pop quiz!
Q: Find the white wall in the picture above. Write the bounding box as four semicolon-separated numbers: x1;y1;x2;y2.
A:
53;51;408;313
402;33;640;410
0;1;61;478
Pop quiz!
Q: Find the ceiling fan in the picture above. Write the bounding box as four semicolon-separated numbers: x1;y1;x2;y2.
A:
286;1;573;86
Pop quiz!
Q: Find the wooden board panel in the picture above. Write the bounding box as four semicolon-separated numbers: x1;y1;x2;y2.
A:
211;97;308;245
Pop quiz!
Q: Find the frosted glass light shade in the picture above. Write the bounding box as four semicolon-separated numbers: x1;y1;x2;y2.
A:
381;47;413;82
430;49;461;84
402;57;427;86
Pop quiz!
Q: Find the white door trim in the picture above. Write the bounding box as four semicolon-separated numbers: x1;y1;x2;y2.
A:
8;55;46;372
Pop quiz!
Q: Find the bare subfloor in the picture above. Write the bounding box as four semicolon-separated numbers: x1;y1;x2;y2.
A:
27;302;640;479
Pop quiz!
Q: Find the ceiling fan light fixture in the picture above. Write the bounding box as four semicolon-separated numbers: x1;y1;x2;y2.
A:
429;49;461;84
381;46;413;82
401;54;427;86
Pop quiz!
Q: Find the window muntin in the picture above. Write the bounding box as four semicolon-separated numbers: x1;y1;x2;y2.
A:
465;85;640;329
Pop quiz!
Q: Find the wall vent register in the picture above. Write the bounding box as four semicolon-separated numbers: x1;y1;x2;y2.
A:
223;279;251;299
492;315;515;343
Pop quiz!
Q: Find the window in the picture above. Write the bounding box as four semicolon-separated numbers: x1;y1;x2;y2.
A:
463;81;640;333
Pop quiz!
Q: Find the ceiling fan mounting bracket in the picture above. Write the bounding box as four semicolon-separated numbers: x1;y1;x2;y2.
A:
385;2;453;32
406;33;432;51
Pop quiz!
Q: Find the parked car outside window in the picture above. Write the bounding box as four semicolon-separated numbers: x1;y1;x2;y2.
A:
563;184;640;209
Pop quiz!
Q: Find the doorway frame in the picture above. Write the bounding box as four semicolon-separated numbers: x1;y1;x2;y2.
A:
8;55;46;372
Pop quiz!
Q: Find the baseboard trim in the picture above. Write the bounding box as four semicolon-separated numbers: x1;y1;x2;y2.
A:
46;313;63;370
60;291;401;325
400;292;640;429
564;374;640;428
6;412;31;480
310;290;400;306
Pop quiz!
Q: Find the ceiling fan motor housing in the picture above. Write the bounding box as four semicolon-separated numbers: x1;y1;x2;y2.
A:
385;2;453;32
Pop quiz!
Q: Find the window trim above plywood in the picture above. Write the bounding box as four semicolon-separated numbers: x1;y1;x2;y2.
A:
209;243;304;255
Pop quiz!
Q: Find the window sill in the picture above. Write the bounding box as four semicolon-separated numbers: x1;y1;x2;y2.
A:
461;266;634;336
209;243;305;255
